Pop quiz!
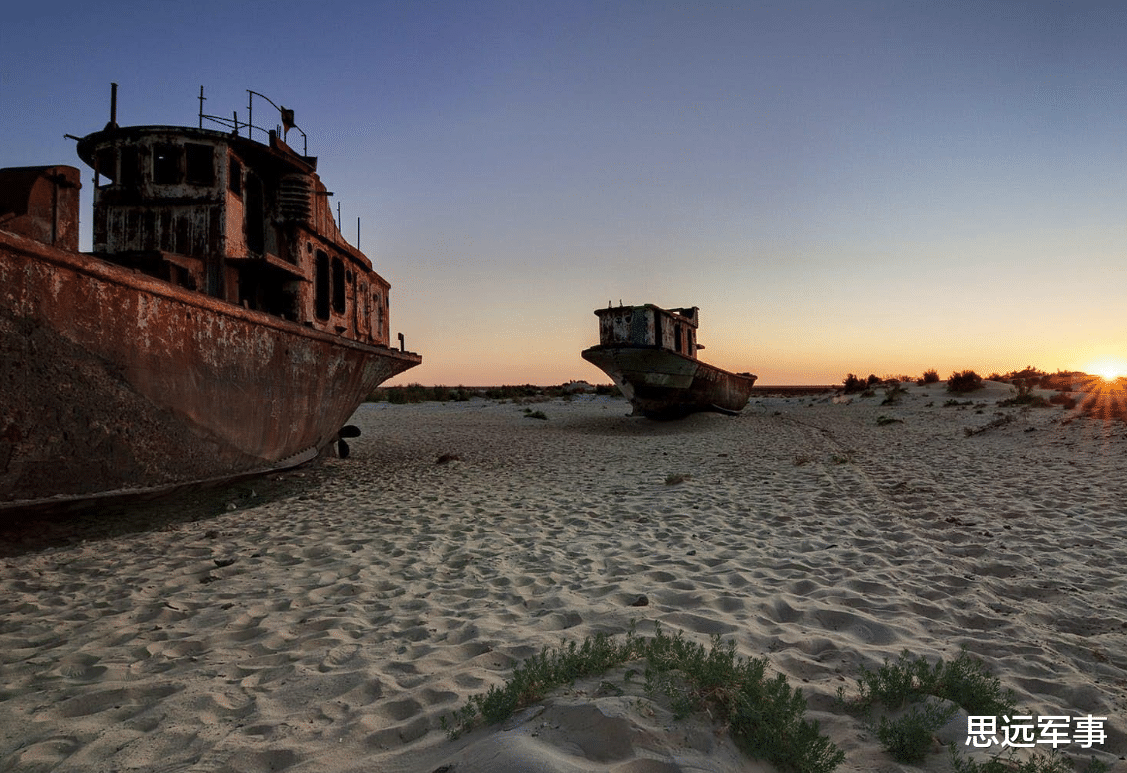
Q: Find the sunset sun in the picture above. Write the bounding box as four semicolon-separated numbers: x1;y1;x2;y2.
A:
1087;359;1127;382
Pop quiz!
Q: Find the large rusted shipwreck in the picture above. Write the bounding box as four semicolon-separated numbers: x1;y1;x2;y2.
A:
0;86;421;507
581;303;756;419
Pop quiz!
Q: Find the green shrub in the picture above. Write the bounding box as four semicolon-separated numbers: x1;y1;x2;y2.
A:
845;650;1106;772
876;701;958;763
950;746;1109;773
445;626;844;773
844;649;1015;764
850;649;1014;716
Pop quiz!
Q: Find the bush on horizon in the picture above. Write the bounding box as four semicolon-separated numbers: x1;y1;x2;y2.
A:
368;382;621;403
1002;366;1045;382
947;370;984;394
1040;372;1079;392
918;369;940;385
843;373;881;393
369;383;473;403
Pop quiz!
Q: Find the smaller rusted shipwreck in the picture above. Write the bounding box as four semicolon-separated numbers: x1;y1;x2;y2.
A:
581;303;757;419
0;86;421;508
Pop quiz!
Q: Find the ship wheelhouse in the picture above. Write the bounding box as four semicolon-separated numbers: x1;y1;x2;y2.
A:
75;122;391;347
594;304;699;358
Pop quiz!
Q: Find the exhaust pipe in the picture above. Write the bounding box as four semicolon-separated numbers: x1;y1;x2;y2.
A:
106;82;119;130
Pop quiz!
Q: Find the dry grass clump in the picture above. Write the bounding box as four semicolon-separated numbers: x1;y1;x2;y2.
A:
1050;392;1077;409
999;378;1052;408
881;383;907;405
965;413;1015;436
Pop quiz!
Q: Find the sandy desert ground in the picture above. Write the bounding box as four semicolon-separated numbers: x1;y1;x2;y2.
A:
1;382;1125;773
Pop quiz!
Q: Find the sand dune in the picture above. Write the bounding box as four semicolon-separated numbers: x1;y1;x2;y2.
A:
1;383;1124;772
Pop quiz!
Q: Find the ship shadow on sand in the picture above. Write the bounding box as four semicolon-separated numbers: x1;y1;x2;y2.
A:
0;465;327;558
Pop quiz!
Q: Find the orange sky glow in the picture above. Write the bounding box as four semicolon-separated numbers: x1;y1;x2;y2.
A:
6;3;1125;388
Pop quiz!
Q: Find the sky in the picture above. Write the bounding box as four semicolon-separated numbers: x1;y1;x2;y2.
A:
4;1;1126;385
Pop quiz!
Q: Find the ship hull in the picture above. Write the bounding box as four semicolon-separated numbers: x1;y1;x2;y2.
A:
581;344;757;419
1;228;420;508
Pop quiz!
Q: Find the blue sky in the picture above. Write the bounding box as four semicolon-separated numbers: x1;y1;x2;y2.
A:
4;1;1126;384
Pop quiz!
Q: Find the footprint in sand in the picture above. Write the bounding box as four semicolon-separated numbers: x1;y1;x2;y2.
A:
1;735;82;770
55;652;106;681
321;643;360;668
55;684;180;719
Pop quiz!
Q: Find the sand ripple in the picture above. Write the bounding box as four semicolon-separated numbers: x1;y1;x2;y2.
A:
1;389;1125;771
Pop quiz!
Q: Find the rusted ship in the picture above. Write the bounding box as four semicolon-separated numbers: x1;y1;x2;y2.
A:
0;86;421;508
581;303;756;419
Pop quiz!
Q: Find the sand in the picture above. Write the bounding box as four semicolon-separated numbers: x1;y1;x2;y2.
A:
1;382;1125;772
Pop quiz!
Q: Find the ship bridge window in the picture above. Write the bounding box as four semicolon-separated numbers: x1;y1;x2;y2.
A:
331;257;346;315
153;144;182;185
245;173;264;254
186;143;215;186
315;250;330;321
94;147;117;186
121;146;139;188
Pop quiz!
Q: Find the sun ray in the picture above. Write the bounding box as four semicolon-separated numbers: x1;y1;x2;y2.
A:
1085;358;1127;382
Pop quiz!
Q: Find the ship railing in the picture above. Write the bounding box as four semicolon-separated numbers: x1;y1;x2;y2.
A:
198;87;308;156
